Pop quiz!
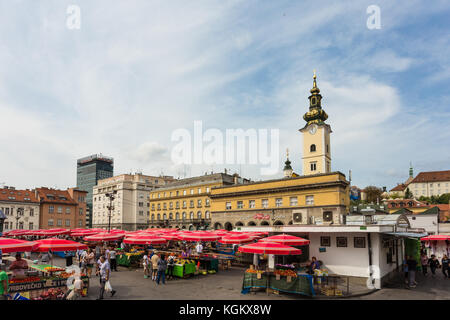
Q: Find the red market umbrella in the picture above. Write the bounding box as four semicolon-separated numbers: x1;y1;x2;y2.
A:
33;238;88;252
259;234;310;246
37;229;71;237
421;235;450;241
123;235;167;245
219;235;254;244
0;237;37;253
159;234;181;241
238;242;302;255
84;232;125;242
70;230;100;237
178;232;221;242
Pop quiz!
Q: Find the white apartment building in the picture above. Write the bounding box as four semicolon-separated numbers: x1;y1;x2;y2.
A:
92;173;175;230
408;170;450;198
0;187;40;231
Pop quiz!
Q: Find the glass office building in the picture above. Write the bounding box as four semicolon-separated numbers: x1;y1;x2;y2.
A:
77;154;114;227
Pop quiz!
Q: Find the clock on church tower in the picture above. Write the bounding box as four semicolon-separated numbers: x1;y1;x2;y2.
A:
299;71;332;175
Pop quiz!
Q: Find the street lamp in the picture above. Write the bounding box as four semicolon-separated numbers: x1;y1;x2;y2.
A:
105;191;117;233
0;209;6;236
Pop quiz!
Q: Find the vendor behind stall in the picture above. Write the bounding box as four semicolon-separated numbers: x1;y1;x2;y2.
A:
308;257;320;274
9;253;28;279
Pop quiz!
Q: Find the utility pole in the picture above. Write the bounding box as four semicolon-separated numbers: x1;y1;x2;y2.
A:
105;191;117;232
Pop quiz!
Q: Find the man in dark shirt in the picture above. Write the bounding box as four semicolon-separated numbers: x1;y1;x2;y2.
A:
406;256;417;288
429;255;440;277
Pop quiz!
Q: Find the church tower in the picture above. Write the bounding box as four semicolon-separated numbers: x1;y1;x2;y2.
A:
299;71;332;175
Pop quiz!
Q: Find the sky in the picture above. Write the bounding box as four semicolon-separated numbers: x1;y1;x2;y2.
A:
0;0;449;191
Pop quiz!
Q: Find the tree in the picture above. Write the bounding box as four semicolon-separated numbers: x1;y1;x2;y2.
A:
390;192;401;200
363;186;383;203
404;188;413;199
438;193;450;204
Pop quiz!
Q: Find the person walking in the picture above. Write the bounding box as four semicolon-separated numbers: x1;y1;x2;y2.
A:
96;256;116;300
156;254;168;285
109;247;117;272
95;244;101;262
167;252;175;280
406;256;417;288
402;256;409;284
143;251;150;279
151;252;160;281
85;248;95;278
429;255;440;278
441;255;449;278
420;252;428;276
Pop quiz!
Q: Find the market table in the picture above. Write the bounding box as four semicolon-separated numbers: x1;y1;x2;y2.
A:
241;271;316;297
167;261;196;278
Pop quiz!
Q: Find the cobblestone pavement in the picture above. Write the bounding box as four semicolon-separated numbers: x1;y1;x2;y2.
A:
51;258;450;300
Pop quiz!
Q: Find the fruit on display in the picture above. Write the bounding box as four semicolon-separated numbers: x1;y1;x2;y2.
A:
174;259;195;265
207;270;216;274
245;269;264;274
44;267;65;272
274;269;297;278
34;288;65;300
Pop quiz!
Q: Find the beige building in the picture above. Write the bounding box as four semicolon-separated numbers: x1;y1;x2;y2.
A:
92;173;175;230
408;170;450;198
148;172;248;230
0;187;40;231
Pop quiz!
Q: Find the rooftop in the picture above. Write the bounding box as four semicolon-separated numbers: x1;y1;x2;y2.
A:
0;188;39;203
410;170;450;183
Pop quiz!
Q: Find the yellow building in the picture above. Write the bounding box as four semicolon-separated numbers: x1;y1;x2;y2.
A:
148;173;249;230
210;72;350;230
210;172;350;230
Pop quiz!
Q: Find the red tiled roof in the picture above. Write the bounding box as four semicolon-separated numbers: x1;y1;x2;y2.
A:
410;170;450;183
390;184;407;192
35;188;77;205
385;199;429;209
429;204;450;222
0;188;39;203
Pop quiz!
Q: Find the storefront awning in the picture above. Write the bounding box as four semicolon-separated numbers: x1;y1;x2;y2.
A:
385;232;428;239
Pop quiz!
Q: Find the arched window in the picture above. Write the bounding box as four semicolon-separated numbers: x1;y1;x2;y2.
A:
157;214;161;220
163;213;167;220
151;214;155;221
197;211;202;219
235;221;244;226
182;212;186;220
205;211;210;219
260;221;269;226
176;212;179;220
248;221;256;226
273;220;284;226
169;212;173;220
310;144;316;152
190;212;194;219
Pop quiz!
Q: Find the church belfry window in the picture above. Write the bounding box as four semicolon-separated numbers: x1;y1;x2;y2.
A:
310;144;316;152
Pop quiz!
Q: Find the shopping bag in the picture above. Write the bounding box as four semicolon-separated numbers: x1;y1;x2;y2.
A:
104;280;113;292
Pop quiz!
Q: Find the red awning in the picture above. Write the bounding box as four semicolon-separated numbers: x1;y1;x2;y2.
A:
178;232;221;242
0;237;37;253
84;232;125;242
219;235;254;244
33;238;88;252
238;241;302;255
259;234;310;246
421;235;450;241
36;229;71;237
123;235;167;245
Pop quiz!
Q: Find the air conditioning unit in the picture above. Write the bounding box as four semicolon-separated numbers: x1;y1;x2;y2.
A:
292;209;308;224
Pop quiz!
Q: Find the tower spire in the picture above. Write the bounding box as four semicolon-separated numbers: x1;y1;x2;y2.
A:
303;70;328;127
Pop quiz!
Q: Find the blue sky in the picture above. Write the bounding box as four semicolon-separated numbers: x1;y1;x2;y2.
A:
0;0;449;190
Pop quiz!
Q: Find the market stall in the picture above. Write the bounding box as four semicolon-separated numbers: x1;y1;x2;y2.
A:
238;241;318;297
421;234;450;260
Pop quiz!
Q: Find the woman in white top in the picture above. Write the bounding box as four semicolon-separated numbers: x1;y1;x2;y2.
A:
142;251;150;279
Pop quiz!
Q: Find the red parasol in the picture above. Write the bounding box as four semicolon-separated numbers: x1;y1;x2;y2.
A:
70;230;100;237
123;235;167;245
259;234;310;246
0;237;37;253
159;234;181;241
33;238;88;252
37;229;71;237
238;241;302;255
178;232;221;242
218;234;254;244
420;235;450;241
84;232;125;242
